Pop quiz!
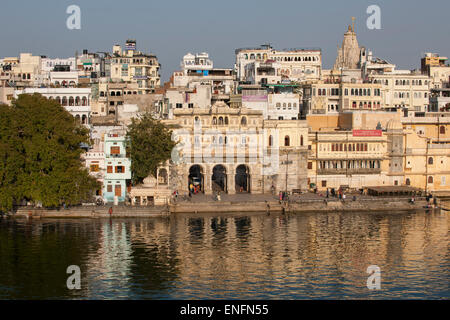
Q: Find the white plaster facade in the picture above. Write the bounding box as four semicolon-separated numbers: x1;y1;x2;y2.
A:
14;87;92;124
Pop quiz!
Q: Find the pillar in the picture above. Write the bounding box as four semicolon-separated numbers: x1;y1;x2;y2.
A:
227;173;235;194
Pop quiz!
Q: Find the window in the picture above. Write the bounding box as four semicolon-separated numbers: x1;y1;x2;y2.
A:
269;135;273;147
188;103;194;108
405;178;411;185
107;166;113;173
440;126;446;134
110;146;120;154
90;164;99;172
321;180;327;187
428;157;433;165
308;162;313;169
241;117;247;125
115;166;125;173
428;176;433;184
158;169;168;185
300;135;304;146
107;185;112;193
176;103;182;108
284;135;290;146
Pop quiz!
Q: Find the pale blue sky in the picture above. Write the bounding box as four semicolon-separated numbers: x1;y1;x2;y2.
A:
1;0;449;81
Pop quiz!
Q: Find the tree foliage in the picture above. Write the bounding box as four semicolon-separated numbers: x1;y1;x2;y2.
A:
0;94;99;211
126;113;176;185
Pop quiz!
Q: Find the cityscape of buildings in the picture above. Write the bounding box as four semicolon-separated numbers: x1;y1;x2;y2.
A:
1;20;449;206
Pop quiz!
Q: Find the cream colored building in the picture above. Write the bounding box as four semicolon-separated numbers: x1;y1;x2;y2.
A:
131;100;309;201
235;45;321;83
302;82;383;114
109;40;160;94
307;113;407;191
368;71;431;115
403;129;450;193
9;53;43;87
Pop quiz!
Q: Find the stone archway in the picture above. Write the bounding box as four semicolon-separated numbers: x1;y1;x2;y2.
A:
212;165;227;193
188;165;204;193
235;164;250;193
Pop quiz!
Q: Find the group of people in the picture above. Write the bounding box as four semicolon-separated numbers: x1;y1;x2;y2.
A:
189;183;201;195
325;188;352;202
279;191;289;202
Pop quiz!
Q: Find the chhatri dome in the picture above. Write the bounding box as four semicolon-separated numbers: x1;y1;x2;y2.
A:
386;119;403;131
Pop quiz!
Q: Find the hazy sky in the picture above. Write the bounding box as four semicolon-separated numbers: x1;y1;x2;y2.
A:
1;0;449;82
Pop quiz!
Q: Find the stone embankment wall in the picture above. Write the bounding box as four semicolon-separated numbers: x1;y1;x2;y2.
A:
8;198;431;218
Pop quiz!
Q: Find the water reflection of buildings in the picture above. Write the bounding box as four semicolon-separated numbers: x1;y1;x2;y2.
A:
85;221;132;298
126;211;448;298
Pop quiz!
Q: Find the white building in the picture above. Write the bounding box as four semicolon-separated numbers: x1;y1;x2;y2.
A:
267;92;300;120
235;45;322;83
181;52;213;75
41;57;76;72
14;88;92;124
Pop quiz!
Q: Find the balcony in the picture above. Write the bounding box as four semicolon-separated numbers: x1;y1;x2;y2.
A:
318;168;381;175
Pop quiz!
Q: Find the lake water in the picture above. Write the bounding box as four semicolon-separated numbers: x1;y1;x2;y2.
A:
0;210;448;299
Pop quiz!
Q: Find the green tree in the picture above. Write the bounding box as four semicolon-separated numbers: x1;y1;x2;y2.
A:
127;113;177;185
0;94;99;211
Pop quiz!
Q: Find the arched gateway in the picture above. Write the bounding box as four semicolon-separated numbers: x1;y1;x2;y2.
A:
212;165;227;192
188;165;204;193
235;165;250;193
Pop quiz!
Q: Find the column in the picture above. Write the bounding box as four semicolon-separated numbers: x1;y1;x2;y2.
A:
227;173;235;194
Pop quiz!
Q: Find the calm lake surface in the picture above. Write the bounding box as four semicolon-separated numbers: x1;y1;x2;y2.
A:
0;210;448;299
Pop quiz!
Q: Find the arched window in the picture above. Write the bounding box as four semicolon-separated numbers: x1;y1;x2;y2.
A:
225;117;229;125
269;135;273;147
241;117;247;125
62;97;67;106
300;135;304;146
69;97;74;106
428;176;433;184
428;157;433;165
284;135;290;146
75;97;81;106
212;117;217;125
218;117;224;125
82;97;87;106
110;91;115;96
55;96;61;105
405;178;411;185
440;126;445;134
158;168;168;185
